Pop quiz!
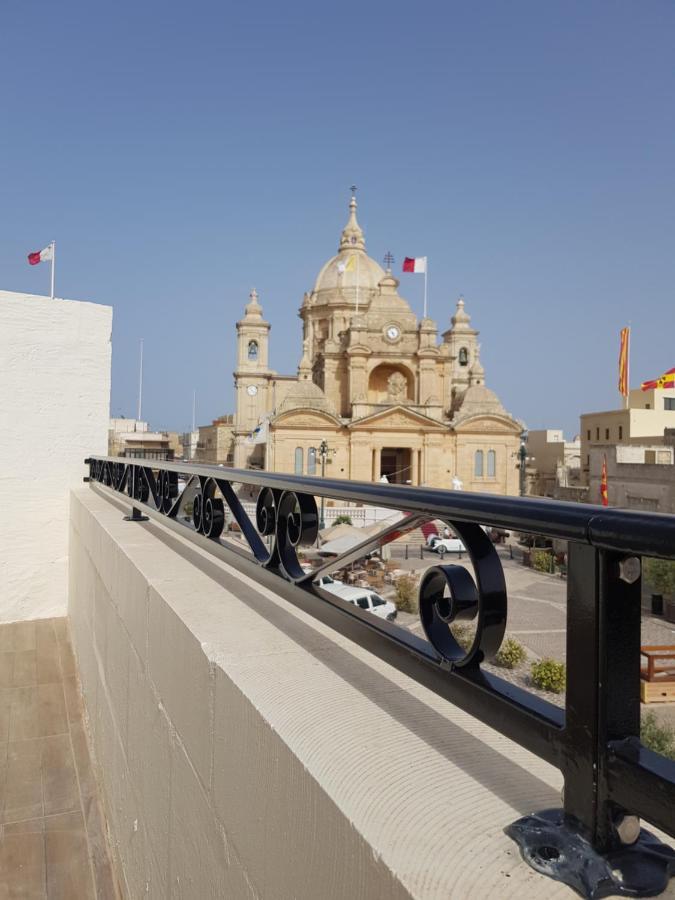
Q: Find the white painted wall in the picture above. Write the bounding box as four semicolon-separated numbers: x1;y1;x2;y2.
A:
0;290;111;622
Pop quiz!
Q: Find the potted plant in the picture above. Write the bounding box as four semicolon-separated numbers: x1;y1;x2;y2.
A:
643;558;675;620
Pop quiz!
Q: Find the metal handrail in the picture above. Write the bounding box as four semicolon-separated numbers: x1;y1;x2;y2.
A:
85;454;675;898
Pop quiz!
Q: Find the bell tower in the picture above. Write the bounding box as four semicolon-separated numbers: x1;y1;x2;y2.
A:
443;298;479;380
233;290;270;463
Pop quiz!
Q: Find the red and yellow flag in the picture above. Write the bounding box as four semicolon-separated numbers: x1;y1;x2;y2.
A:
640;367;675;392
618;327;630;398
600;455;608;507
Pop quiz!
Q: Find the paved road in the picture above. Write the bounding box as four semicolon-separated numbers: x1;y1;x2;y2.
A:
390;544;675;728
389;545;569;659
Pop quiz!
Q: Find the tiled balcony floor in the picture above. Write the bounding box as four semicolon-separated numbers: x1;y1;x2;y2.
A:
0;618;119;899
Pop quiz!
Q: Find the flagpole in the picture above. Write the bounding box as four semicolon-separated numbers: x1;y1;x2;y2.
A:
626;325;631;410
423;259;428;318
137;339;144;422
50;241;55;299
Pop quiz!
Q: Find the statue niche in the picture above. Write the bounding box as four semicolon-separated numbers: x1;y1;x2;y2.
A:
387;372;407;401
367;364;413;405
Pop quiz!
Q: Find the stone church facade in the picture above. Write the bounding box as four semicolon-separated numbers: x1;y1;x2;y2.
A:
232;196;523;494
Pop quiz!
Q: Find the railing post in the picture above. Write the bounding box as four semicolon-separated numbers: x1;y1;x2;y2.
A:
563;543;641;850
506;542;662;896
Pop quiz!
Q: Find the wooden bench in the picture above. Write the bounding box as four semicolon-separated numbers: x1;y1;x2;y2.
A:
640;646;675;703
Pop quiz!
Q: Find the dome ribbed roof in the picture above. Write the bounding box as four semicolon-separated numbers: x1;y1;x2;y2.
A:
276;380;338;417
312;195;385;296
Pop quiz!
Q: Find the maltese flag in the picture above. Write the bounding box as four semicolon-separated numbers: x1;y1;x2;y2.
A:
28;243;54;265
402;256;426;273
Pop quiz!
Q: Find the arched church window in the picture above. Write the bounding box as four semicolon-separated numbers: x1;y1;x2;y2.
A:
487;449;496;478
248;340;259;361
294;447;303;475
474;450;484;477
459;347;469;367
308;447;317;475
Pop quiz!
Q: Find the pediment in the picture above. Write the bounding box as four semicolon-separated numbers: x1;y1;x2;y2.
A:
272;408;342;429
349;405;448;432
453;414;521;435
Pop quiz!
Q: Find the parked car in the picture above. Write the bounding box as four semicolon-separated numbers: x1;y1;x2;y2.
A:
428;535;465;557
313;574;344;588
318;582;397;621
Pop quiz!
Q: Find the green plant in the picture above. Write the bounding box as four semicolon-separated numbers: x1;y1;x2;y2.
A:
452;622;476;651
495;637;527;669
531;549;554;574
643;558;675;596
530;658;566;693
641;712;675;760
332;514;353;527
394;574;418;613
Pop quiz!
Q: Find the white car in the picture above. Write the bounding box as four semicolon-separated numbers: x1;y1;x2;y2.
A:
429;535;466;556
317;582;397;621
313;574;344;588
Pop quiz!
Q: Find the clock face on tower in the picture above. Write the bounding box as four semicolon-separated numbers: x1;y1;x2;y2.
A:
246;384;258;396
385;324;401;342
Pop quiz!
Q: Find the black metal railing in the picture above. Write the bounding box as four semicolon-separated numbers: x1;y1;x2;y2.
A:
85;455;675;898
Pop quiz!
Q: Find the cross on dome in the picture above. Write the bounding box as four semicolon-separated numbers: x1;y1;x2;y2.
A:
339;188;366;252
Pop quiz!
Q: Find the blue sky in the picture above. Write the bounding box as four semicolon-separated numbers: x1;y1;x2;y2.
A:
2;1;674;437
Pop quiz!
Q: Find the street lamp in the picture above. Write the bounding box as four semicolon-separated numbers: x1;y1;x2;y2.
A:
317;439;335;530
517;430;535;496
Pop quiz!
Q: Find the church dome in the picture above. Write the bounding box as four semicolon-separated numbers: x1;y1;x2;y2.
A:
276;379;338;418
452;383;509;426
311;195;385;297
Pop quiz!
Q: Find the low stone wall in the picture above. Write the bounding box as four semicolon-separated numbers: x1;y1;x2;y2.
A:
68;486;568;899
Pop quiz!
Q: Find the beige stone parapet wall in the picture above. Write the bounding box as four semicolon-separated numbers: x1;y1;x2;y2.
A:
68;486;573;899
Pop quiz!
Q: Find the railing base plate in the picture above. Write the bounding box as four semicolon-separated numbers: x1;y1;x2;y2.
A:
123;507;149;523
505;809;675;899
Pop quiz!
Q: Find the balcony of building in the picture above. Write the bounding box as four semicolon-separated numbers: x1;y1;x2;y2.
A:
3;291;675;899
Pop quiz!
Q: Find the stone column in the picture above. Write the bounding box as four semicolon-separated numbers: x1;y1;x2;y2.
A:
371;448;380;482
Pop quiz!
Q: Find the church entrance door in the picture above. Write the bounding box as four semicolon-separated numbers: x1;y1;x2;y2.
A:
380;448;412;484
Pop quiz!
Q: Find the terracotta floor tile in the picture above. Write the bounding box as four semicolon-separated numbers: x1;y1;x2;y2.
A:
37;684;68;738
51;620;67;644
36;647;61;687
57;642;76;679
13;651;38;688
0;829;46;899
61;676;82;726
0;690;11;742
45;812;95;900
0;624;11;654
1;739;43;824
3;817;44;835
7;622;37;653
0;654;13;689
41;735;79;818
35;621;56;648
0;618;118;900
8;686;40;741
9;685;68;741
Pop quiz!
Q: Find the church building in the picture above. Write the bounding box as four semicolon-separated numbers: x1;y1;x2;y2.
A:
232;195;523;493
